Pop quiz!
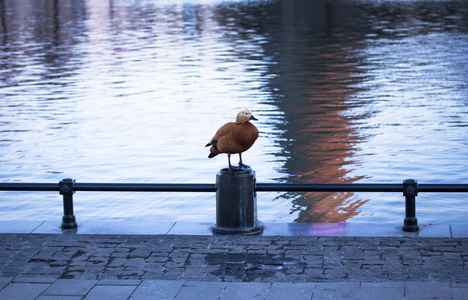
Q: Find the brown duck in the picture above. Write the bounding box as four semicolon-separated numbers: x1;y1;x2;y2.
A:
206;109;259;170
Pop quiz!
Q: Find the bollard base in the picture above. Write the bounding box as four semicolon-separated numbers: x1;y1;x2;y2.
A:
61;215;78;229
213;167;263;235
402;217;419;232
212;220;263;235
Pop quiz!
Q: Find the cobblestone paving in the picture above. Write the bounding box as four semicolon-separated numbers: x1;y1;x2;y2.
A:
1;234;467;283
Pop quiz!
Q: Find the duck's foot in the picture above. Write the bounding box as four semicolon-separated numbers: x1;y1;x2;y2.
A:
226;164;251;172
238;163;251;170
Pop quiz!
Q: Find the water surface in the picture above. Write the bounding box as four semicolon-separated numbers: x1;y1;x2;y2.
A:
1;0;467;224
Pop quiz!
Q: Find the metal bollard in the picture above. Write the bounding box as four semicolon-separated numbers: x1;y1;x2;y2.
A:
212;168;263;235
402;179;419;232
59;178;78;229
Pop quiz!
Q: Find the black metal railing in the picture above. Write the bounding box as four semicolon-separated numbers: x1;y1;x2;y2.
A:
1;178;467;232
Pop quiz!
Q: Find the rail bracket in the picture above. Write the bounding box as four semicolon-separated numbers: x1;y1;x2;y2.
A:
403;179;418;197
59;178;75;195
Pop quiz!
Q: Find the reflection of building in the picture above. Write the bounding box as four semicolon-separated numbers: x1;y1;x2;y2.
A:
213;0;369;222
271;1;371;222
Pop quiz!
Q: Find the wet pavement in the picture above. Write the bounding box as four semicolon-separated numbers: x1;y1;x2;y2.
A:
0;221;467;299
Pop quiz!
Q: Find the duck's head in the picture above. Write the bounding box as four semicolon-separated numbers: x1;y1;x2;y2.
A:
236;109;258;124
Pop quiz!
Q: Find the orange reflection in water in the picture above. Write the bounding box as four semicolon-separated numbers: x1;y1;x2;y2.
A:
288;161;369;223
262;1;372;223
271;52;368;222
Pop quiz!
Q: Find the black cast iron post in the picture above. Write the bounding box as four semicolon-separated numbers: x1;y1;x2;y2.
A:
212;168;263;235
59;178;78;229
402;179;419;232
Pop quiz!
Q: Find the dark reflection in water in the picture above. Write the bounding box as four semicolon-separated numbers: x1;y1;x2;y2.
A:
0;0;467;223
209;0;468;222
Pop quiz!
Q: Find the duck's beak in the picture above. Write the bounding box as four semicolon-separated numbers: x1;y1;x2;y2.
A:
250;115;258;121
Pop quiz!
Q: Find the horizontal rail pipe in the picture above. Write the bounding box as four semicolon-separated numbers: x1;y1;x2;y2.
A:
0;182;59;192
256;183;403;192
75;183;216;193
418;184;468;193
1;180;467;232
1;182;468;193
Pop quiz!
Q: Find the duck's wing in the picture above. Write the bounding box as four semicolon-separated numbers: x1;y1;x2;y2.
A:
213;122;237;151
207;122;235;145
206;122;236;157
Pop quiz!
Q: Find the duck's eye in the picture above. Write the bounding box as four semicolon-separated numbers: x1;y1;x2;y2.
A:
245;113;248;115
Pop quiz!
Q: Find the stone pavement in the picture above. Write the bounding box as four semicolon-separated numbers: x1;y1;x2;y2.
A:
0;231;467;299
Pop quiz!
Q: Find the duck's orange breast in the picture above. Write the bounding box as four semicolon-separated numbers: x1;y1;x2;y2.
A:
233;122;258;149
214;122;258;154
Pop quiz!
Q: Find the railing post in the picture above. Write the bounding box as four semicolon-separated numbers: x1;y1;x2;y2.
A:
59;178;78;229
402;179;419;232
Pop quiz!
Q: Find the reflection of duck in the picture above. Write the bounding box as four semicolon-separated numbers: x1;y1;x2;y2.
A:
206;109;259;170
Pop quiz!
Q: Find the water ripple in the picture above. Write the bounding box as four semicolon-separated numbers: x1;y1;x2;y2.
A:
0;0;467;224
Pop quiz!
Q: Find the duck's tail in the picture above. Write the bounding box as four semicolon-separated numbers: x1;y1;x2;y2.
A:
206;140;220;158
208;148;220;158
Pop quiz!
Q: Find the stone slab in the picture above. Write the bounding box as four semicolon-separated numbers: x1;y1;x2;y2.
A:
0;277;13;290
97;279;142;286
33;220;176;235
42;279;98;296
37;296;82;300
452;286;468;300
312;282;360;299
12;276;58;284
221;282;271;299
0;282;50;300
0;220;44;233
0;220;458;238
174;281;227;300
130;280;184;299
168;222;213;235
405;282;452;300
262;223;311;236
85;285;137;300
451;224;468;238
308;222;450;237
265;282;316;300
359;286;404;300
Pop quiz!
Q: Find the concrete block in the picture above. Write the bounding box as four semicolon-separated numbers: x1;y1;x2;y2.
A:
97;279;141;286
175;281;227;300
37;296;82;300
0;282;50;300
261;223;311;236
33;220;176;235
221;282;271;299
130;280;184;299
452;287;468;300
405;282;451;300
43;279;97;296
308;223;450;237
266;282;316;300
0;220;44;233
450;224;468;238
360;282;405;288
313;282;360;299
359;286;404;300
85;285;137;300
12;276;58;284
168;222;213;235
0;277;13;290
